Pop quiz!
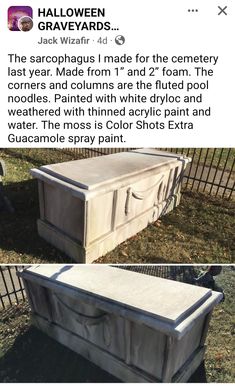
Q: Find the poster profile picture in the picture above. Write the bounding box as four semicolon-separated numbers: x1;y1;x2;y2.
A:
8;6;33;31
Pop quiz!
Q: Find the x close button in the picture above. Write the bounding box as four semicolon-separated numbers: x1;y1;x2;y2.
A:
218;6;228;15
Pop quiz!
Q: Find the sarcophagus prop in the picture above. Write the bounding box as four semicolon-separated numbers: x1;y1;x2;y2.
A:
0;159;14;213
31;149;190;262
18;265;222;383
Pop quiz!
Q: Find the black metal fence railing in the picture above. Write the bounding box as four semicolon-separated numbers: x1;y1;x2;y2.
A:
0;266;27;309
62;148;235;199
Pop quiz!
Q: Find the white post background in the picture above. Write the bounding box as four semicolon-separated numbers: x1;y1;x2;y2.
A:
0;0;234;148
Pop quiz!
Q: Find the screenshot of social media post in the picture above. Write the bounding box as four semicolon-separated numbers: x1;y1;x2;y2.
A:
0;0;234;384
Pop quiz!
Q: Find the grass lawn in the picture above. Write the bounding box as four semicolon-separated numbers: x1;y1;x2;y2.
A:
0;148;234;264
0;266;234;382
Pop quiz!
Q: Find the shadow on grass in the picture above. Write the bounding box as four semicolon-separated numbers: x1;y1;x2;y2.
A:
0;325;207;383
0;179;71;264
0;326;119;382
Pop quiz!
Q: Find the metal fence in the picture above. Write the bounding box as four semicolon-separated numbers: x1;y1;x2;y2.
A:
0;266;26;309
63;148;235;199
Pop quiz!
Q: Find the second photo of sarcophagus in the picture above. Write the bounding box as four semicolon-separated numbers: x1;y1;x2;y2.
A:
31;149;191;262
18;265;222;383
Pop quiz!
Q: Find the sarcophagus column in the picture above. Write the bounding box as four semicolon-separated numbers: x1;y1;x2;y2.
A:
31;149;191;262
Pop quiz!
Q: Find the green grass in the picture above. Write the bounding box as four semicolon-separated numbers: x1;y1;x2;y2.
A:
0;148;234;264
0;148;79;185
0;149;77;264
0;267;234;382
